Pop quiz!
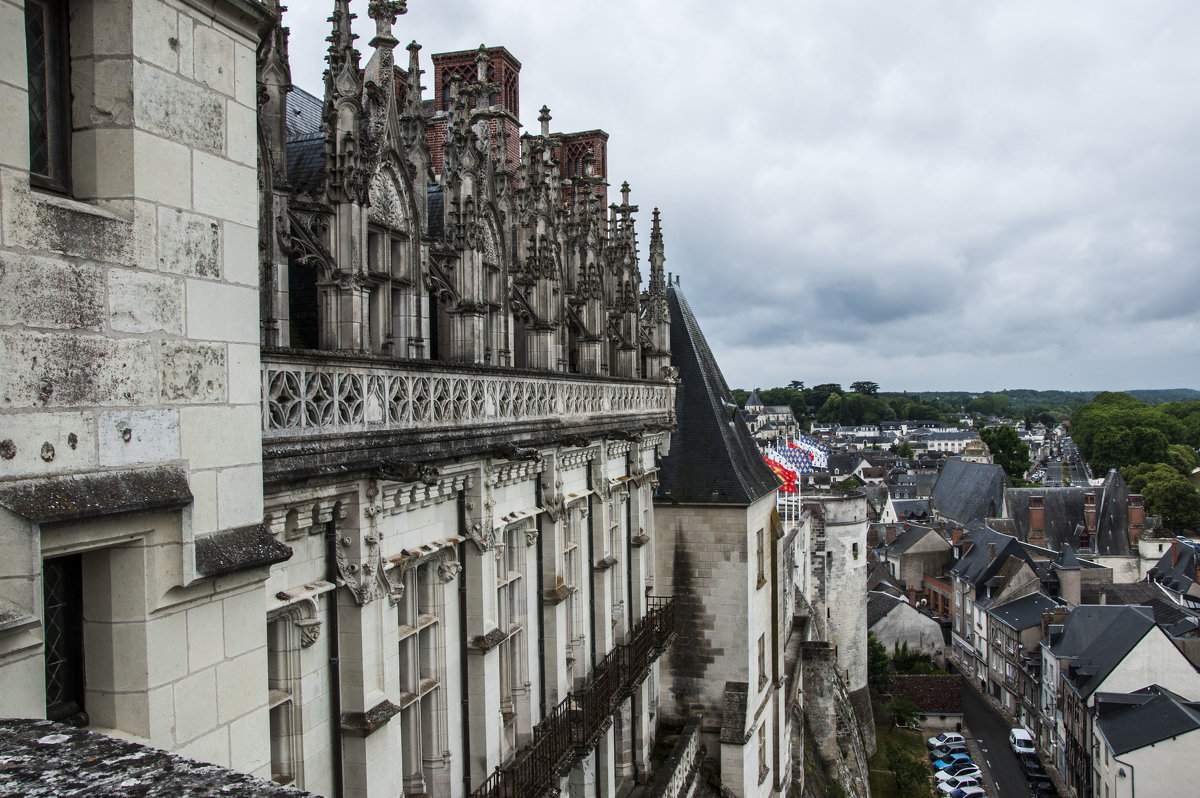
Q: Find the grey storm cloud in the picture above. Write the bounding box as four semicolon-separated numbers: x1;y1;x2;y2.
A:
284;0;1200;392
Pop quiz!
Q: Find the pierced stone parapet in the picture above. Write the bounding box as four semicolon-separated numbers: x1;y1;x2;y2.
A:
261;352;674;439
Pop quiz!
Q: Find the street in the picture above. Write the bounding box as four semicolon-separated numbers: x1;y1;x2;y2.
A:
962;678;1029;798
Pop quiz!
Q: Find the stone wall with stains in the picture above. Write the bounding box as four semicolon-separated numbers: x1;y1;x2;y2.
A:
0;0;276;781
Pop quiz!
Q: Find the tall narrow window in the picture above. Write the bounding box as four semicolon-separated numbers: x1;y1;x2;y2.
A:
43;554;86;726
756;528;766;587
398;562;448;795
267;616;303;787
25;0;70;191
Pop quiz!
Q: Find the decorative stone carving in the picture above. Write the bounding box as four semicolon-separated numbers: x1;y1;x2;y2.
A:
437;557;461;582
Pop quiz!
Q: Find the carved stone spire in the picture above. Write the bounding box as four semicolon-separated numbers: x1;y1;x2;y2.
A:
539;105;551;137
326;0;359;78
648;208;665;289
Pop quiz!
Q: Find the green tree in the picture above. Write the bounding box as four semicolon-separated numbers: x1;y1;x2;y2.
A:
979;425;1031;482
1123;463;1200;531
892;440;914;458
1168;444;1199;477
838;476;863;491
851;380;880;395
787;380;805;391
816;393;843;423
867;633;890;695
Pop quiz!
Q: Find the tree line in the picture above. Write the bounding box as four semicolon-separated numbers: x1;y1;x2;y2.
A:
1070;392;1200;531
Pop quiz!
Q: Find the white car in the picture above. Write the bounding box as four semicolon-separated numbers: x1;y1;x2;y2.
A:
938;775;981;794
935;765;981;783
1009;727;1036;756
927;732;966;750
949;788;987;798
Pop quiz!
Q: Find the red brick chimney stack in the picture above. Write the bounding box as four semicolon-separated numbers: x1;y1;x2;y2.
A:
1127;494;1144;547
1084;493;1097;536
1029;495;1046;548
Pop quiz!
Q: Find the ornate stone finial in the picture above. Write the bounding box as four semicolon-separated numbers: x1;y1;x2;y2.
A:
367;1;406;48
620;181;631;206
539;105;551;137
475;44;490;81
583;147;595;178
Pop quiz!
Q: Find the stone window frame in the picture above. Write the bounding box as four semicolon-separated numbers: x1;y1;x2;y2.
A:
757;721;769;784
755;528;766;589
266;610;305;788
757;634;768;691
396;559;449;795
365;223;416;355
24;0;72;193
496;524;528;754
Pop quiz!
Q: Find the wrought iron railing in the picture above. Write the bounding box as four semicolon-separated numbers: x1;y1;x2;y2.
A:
260;351;675;438
471;596;676;798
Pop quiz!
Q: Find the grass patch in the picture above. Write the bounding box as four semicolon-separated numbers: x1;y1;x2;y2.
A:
868;724;934;798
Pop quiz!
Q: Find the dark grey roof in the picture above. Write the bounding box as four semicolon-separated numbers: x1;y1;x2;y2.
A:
892;498;931;521
745;389;763;407
286;132;326;195
1095;685;1200;755
655;285;779;505
888;524;939;555
1055;544;1081;571
286;85;323;138
989;592;1064;631
828;453;860;476
949;526;1031;600
1061;605;1158;699
868;591;906;627
931;459;1009;526
1005;471;1132;557
1149;539;1199;595
0;718;315;797
1080;581;1160;606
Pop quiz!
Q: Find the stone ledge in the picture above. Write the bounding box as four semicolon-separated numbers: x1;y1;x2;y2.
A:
0;466;191;524
542;584;576;605
469;627;507;652
0;718;316;796
340;699;402;738
594;554;618;571
195;523;292;577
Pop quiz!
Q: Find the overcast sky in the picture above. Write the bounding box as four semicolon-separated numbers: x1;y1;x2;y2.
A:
284;1;1200;393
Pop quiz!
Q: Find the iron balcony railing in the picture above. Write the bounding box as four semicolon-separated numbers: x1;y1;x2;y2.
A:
471;596;676;798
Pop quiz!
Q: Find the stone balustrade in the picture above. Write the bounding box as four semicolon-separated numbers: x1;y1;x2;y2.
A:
260;351;675;440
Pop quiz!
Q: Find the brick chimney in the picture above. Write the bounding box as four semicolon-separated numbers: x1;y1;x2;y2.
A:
1172;538;1180;567
886;524;898;545
988;542;997;562
1029;495;1046;547
951;527;964;546
1084;493;1097;537
1127;494;1144;547
1098;585;1107;605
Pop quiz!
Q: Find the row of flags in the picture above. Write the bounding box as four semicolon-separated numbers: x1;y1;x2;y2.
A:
761;436;833;494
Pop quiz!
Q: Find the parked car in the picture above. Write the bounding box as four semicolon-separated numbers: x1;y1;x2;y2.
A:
933;753;973;771
929;742;969;761
1008;727;1036;755
927;732;966;750
1020;756;1047;780
938;774;981;795
1029;775;1058;797
948;788;987;798
935;764;981;783
948;787;987;798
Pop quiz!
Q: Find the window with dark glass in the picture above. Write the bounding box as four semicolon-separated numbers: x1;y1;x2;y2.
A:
25;0;71;191
43;554;87;725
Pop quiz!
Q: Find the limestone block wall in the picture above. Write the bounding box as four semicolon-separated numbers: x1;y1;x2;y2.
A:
805;493;869;694
0;0;274;779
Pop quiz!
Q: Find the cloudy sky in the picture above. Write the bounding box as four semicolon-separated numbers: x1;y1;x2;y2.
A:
284;1;1200;393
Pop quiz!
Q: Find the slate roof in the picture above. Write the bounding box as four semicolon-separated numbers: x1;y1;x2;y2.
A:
286;85;323;138
949;526;1031;602
887;524;941;555
1095;685;1200;756
1080;581;1160;606
989;592;1064;631
892;498;932;521
1060;605;1158;699
655;285;779;505
1004;472;1132;556
286;132;326;195
931;459;1009;526
868;591;907;627
828;453;860;476
1148;539;1200;595
866;558;905;597
745;389;763;408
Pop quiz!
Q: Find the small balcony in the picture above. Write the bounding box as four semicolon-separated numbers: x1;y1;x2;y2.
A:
471;596;676;798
